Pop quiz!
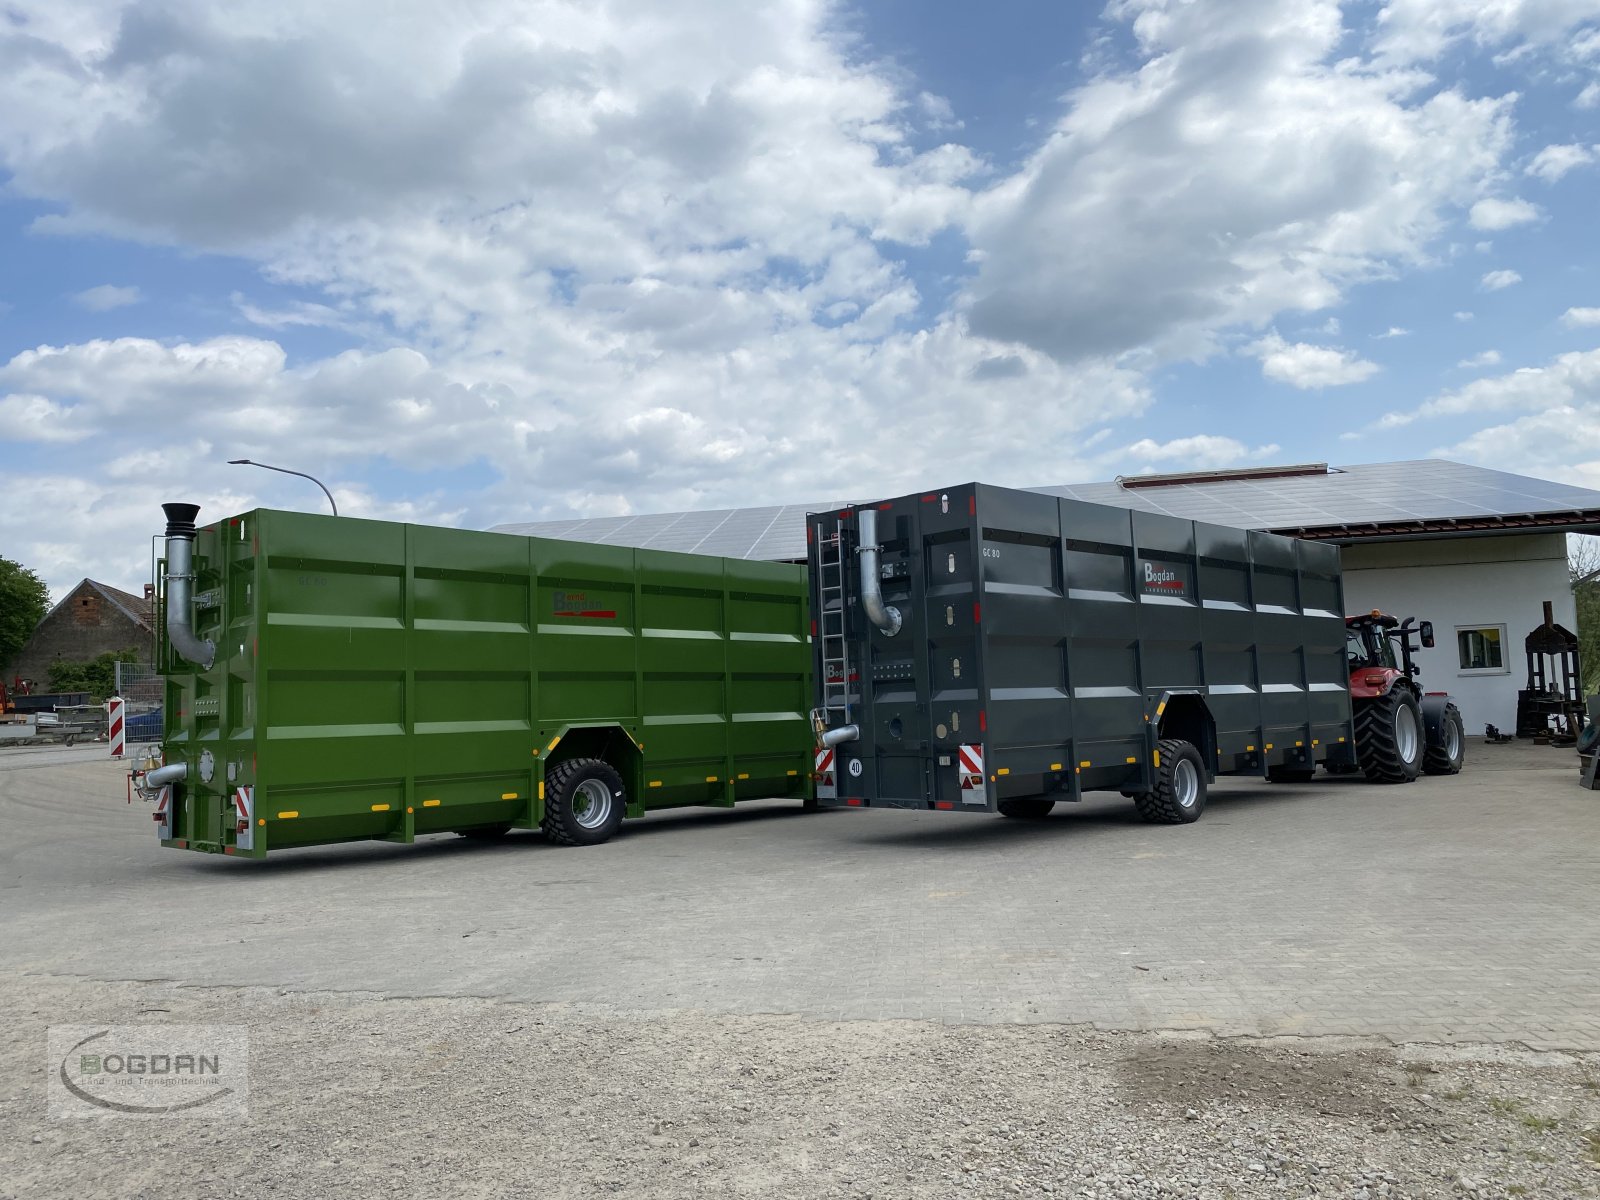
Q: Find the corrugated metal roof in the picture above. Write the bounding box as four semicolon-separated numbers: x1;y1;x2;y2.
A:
490;459;1600;561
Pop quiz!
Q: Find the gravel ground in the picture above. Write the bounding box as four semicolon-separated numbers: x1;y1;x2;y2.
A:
5;975;1598;1200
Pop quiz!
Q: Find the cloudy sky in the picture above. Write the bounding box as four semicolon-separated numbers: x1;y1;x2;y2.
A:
3;0;1600;596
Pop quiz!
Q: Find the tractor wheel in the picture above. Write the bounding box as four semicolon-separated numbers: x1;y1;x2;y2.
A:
1265;766;1317;783
542;757;627;847
1131;739;1207;824
997;796;1055;819
1423;702;1465;776
1353;689;1424;784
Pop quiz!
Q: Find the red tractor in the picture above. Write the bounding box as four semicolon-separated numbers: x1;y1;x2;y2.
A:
1344;611;1464;782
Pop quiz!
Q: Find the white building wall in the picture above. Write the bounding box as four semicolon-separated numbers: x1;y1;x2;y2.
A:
1339;533;1576;733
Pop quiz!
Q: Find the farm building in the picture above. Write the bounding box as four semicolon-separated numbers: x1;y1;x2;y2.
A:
4;579;156;690
494;460;1600;734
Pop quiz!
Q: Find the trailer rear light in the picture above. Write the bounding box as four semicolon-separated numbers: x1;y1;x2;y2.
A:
845;798;863;806
978;710;987;732
934;801;954;810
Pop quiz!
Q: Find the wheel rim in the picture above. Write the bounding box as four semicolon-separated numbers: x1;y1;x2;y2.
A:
1394;704;1420;763
572;778;614;830
1445;718;1461;760
1173;759;1200;808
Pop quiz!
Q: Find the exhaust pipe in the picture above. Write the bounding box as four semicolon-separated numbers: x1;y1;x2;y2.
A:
856;508;901;637
820;724;859;748
162;503;215;670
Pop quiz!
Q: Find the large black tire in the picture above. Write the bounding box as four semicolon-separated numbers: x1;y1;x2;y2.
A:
1353;689;1424;784
1132;739;1207;824
1423;702;1465;776
1265;766;1317;783
997;796;1055;819
542;757;627;847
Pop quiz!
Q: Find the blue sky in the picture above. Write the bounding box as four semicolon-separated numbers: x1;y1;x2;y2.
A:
2;0;1600;596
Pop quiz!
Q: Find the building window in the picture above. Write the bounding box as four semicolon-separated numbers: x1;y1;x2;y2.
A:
1457;625;1507;674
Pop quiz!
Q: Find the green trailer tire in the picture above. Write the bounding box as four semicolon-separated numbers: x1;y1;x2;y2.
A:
542;757;627;847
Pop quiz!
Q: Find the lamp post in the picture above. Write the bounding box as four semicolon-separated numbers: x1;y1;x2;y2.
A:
227;459;339;516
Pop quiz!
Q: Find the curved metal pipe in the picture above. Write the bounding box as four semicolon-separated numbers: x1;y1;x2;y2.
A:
143;762;187;789
819;724;859;748
856;508;902;637
162;503;215;670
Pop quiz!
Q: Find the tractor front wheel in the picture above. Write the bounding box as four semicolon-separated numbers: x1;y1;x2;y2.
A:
1423;702;1466;776
1354;689;1424;784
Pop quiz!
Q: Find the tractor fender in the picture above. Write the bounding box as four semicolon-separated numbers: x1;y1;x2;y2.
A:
1419;693;1454;744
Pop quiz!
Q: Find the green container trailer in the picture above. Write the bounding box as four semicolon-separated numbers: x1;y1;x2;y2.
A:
137;504;813;857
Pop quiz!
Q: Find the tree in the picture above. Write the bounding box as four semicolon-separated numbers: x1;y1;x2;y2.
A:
0;557;50;673
46;649;142;702
1570;535;1600;701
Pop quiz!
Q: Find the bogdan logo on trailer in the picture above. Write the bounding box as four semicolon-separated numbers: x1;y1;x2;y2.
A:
1138;560;1189;598
552;591;617;619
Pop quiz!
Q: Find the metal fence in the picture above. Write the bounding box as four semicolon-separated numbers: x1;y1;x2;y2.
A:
114;661;164;744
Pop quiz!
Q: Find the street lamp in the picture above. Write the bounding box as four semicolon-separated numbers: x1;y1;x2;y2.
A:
227;459;339;516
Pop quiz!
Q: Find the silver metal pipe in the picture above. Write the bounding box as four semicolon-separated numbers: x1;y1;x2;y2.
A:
820;724;859;748
143;762;187;789
162;503;215;670
856;508;902;637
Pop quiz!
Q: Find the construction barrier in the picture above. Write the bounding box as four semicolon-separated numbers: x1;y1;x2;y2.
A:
108;695;125;759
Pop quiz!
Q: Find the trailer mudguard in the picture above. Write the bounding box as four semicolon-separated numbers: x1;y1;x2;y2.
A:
1419;692;1455;744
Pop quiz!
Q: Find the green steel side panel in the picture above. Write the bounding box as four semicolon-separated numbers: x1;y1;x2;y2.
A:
158;509;809;855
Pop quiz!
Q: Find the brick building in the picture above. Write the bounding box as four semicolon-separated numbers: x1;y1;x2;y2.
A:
5;579;156;690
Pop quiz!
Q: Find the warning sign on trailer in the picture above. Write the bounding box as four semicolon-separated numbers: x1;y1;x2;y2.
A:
814;747;836;799
957;744;985;803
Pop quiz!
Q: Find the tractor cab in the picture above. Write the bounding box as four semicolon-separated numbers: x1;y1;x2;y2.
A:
1345;610;1433;680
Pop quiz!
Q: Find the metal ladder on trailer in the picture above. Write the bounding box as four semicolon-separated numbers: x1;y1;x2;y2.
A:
814;520;852;725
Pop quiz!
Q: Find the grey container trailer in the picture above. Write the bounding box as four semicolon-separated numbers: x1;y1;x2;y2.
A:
807;482;1356;821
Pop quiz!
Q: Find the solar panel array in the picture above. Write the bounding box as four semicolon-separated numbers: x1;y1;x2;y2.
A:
490;459;1600;562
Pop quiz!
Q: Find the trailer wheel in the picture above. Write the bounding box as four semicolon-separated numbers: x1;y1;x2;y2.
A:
1353;689;1424;784
997;796;1055;819
1422;702;1465;776
1132;739;1206;824
542;757;627;847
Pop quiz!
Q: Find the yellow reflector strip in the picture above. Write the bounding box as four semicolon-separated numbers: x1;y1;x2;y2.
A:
371;804;390;812
1312;739;1319;746
1153;750;1161;768
705;776;718;783
786;769;798;776
501;792;519;800
1049;762;1062;771
997;767;1010;776
648;780;662;788
1338;736;1346;742
547;736;560;752
422;799;440;808
1079;760;1091;768
1295;741;1303;748
1264;743;1274;750
1246;745;1255;751
538;782;545;801
737;773;749;780
277;811;299;819
1125;756;1137;764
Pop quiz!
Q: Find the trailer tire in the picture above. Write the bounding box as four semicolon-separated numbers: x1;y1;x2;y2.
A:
1132;739;1206;824
1423;702;1465;776
997;796;1055;819
1353;689;1424;784
542;757;627;847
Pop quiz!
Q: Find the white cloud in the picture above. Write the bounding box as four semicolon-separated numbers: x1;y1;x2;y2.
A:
1374;0;1600;64
1562;307;1600;327
1119;435;1281;470
0;393;92;442
961;0;1516;362
1481;269;1522;290
1455;311;1475;321
1577;81;1600;109
1526;143;1599;182
72;284;141;311
1374;326;1410;339
1245;333;1381;389
1468;197;1540;230
1457;349;1502;369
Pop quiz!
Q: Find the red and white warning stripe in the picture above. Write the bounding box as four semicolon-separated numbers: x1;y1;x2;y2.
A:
233;786;255;851
814;746;836;799
958;743;986;802
153;785;172;840
107;696;125;760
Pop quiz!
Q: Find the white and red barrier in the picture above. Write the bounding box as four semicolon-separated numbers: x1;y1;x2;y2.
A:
107;695;126;759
